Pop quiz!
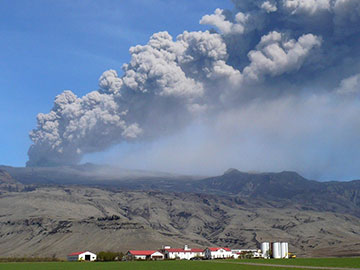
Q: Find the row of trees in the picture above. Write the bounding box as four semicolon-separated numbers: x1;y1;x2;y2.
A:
96;251;125;261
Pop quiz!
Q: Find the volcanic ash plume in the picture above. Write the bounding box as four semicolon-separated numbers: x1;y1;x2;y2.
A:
27;0;360;168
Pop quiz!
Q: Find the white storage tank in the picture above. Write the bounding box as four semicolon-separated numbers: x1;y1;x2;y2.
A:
261;242;270;258
272;242;281;259
281;242;288;258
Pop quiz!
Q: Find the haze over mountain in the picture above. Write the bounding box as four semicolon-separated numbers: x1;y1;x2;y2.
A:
1;164;360;258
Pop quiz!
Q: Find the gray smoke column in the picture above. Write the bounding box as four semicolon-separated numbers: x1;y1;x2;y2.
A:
27;0;360;167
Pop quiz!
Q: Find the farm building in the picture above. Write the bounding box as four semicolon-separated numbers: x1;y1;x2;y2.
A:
162;245;204;260
127;250;164;260
204;247;232;259
231;249;262;259
67;251;97;261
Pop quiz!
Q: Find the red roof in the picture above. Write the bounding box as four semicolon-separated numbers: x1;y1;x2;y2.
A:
128;250;160;256
208;247;231;252
68;251;86;256
165;248;204;253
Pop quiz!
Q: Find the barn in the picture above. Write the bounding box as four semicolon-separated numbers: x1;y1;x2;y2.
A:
127;250;164;260
67;251;97;261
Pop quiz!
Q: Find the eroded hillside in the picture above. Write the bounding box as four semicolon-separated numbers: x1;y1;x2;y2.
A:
1;186;360;258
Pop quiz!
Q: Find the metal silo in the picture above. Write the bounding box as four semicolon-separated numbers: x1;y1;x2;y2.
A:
281;242;289;258
281;242;285;258
272;242;281;259
261;242;270;258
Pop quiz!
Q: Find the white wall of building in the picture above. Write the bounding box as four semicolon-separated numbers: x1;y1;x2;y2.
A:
134;254;147;260
150;252;165;259
165;250;204;260
127;251;164;260
204;248;232;259
67;251;97;262
163;246;204;260
231;249;261;259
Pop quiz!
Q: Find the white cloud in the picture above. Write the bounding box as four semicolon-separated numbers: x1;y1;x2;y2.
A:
28;90;133;166
99;70;123;95
27;30;242;166
261;1;277;13
243;32;322;80
283;0;331;15
122;31;203;99
336;73;360;94
177;30;242;84
200;8;249;35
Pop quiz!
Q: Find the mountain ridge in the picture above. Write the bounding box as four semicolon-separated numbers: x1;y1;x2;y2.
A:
1;164;360;258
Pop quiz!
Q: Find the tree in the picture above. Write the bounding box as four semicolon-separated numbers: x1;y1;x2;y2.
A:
97;251;124;261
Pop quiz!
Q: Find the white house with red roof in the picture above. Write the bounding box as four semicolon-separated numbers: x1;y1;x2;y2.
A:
67;251;97;261
204;247;232;259
127;250;164;260
162;245;204;260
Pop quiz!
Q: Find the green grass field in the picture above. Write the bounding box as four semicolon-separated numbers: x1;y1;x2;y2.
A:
235;257;360;268
0;260;306;270
1;258;360;270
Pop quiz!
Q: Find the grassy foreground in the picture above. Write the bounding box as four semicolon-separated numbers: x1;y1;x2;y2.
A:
236;257;360;268
1;258;360;270
0;260;313;270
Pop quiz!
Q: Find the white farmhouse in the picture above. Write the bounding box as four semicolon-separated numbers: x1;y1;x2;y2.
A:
127;250;164;260
67;251;97;261
162;245;204;260
204;247;232;259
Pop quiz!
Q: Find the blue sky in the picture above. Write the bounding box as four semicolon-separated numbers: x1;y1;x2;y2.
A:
0;0;232;167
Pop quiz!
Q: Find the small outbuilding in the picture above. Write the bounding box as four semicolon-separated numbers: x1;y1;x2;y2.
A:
67;251;97;262
127;250;164;260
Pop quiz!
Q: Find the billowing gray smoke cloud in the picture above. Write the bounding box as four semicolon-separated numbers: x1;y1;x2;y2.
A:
27;0;360;172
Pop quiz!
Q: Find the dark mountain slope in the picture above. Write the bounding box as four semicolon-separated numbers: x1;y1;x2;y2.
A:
194;169;360;217
194;169;322;198
3;164;360;217
0;164;197;189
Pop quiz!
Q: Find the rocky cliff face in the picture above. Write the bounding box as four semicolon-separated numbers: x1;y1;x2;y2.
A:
1;166;360;258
